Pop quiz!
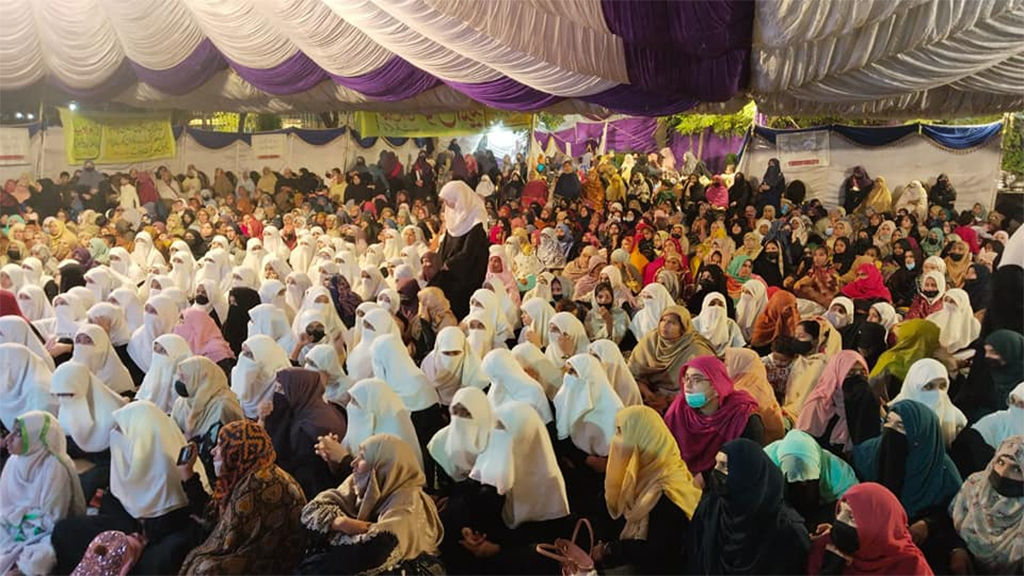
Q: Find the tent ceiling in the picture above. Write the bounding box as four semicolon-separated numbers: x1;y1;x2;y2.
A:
1;0;1021;118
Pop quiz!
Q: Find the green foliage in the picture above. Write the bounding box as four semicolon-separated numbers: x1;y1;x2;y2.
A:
764;115;889;129
535;112;562;132
1003;113;1023;175
252;114;283;132
668;102;756;137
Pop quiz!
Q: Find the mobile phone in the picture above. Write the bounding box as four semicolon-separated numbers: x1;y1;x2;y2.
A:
176;443;196;466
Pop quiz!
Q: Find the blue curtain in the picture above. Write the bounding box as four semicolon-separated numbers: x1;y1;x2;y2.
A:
350;130;379;149
753;122;1003;150
414;137;431;148
288;127;347;146
922;123;1003;149
184;128;251;148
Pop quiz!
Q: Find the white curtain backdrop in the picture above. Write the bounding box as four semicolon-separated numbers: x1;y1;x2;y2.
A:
738;132;1003;210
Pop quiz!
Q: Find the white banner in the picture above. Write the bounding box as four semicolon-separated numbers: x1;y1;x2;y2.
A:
777;130;830;170
0;126;31;165
251;133;286;160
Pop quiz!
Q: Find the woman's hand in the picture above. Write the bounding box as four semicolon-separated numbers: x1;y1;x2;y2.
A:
47;342;73;357
524;328;542;348
177;442;198;481
256;400;274;425
331;515;372;535
585;455;608;474
314;433;348;464
909;520;929;545
460;527;500;558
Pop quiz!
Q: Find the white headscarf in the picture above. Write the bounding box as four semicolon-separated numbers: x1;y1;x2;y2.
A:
109;401;193;519
108;287;145;334
16;285;54;323
347;308;399;382
553;355;623;456
439;180;487;238
47;291;88;343
194;279;229;324
972;383;1024;449
1;263;26;294
50;360;127;452
260;253;293;284
168;250;197;298
0;343;57;431
293;286;348;346
230;335;292;419
127;294;179;372
109;247;143;283
262;226;289;260
356;265;386;302
735;279;768;341
599;265;636;309
587;339;643;406
72;324;134;393
470;401;570;528
891;358;967;447
545;311;590;367
869;302;902;337
285;272;314;315
230;266;260;292
518;298;556;350
631;284;674;340
131;231;166;269
0;410;85;575
135;334;192;413
0;316;56;371
371;333;439;412
464;311;498;359
290;234;315;277
692;292;745;355
482;349;552;423
486;277;521;330
428;387;493;481
248;303;296;352
197;248;234;295
927;288;980;353
343;378;422;466
86;302;133;347
304;343;353;405
510;342;564;400
421;326;488;406
259;278;293;319
470;288;514;345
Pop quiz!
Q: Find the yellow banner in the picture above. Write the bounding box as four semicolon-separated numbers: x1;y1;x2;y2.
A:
356;109;532;137
58;108;176;165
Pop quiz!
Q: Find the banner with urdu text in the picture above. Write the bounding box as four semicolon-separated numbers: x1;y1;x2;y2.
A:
356;110;532;137
57;108;176;165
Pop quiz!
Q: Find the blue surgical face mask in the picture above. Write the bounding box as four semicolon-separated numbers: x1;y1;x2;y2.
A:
825;227;834;237
906;262;916;270
685;392;708;409
781;204;790;215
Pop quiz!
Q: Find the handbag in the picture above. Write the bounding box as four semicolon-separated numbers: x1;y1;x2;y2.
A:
535;518;597;576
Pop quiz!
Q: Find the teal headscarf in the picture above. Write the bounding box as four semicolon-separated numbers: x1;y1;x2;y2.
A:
764;429;858;503
725;254;752;282
88;238;110;266
853;400;962;518
921;227;945;257
985;330;1024;404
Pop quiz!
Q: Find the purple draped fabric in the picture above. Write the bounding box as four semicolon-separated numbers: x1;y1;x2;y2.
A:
605;118;659;151
668;128;745;174
329;56;440;101
601;0;752;101
130;38;227;95
444;76;564;110
230;51;328;96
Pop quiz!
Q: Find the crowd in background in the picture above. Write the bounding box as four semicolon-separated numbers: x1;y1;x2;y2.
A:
1;137;1023;576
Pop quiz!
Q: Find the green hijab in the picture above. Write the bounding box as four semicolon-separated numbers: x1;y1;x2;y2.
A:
870;319;940;381
725;254;752;282
985;330;1024;403
853;400;962;518
764;429;858;503
921;227;945;257
88;238;110;266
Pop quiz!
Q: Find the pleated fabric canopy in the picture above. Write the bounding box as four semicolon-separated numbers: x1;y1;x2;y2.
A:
0;0;1021;118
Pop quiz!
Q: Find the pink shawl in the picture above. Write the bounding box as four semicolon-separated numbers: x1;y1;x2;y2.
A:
173;307;235;363
664;355;758;474
796;350;867;452
841;262;892;302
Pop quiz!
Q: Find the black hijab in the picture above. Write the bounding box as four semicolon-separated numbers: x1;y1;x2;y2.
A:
58;262;86;294
751;240;786;288
851;322;888;369
221;287;262;356
688;439;810;575
961;263;991;313
831;237;856;275
687;264;736;319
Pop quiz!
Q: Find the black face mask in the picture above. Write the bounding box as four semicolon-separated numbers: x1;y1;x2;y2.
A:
766;252;779;262
671;233;682;239
710;469;729;496
598;301;613;310
785;480;820;515
306;327;326;343
194;294;210;306
989;470;1024;498
6;250;19;261
791;340;815;356
174;380;189;398
948;252;965;262
921;289;940;299
877;428;908;496
830;520;860;555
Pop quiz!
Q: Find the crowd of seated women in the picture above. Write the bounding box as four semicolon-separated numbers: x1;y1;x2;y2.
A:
0;146;1022;575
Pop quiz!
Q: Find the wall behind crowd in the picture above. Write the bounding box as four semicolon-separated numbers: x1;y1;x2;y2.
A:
738;131;1003;211
1;126;426;181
